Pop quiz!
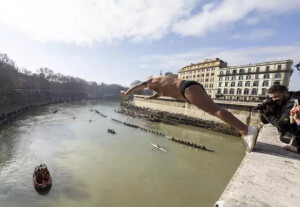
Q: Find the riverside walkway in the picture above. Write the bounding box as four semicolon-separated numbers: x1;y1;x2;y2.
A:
215;124;300;207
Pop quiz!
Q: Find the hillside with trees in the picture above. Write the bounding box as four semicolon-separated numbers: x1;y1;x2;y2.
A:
0;53;126;99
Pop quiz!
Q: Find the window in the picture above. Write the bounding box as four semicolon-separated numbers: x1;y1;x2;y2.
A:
245;81;251;86
206;73;210;76
246;75;251;80
219;82;222;87
256;67;260;72
225;76;229;81
226;70;230;75
224;88;228;94
193;75;196;78
274;81;280;85
275;73;281;78
201;74;204;77
225;82;228;87
262;88;267;95
262;81;269;86
255;74;259;79
197;75;200;77
277;65;282;70
219;71;223;75
253;81;258;86
230;89;235;94
231;82;235;87
266;66;270;72
211;73;214;76
239;75;243;80
244;88;249;95
231;76;236;80
239;69;244;74
238;82;243;87
209;84;213;88
233;70;237;74
219;77;223;81
263;74;270;79
248;68;251;73
237;88;242;95
205;79;209;82
252;88;257;95
217;89;222;94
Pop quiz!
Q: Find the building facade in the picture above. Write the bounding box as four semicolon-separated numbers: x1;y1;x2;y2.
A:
216;60;293;101
178;58;227;98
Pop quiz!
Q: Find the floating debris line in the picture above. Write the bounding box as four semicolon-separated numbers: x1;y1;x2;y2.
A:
90;109;214;152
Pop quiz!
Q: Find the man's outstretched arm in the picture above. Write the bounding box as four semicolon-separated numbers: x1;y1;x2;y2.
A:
121;82;146;95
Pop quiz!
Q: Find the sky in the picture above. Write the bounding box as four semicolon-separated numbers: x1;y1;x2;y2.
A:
0;0;300;90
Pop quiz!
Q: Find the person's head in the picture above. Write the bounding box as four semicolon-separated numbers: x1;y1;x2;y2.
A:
268;85;290;105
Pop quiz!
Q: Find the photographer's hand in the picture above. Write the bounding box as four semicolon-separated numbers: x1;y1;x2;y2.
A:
293;105;300;125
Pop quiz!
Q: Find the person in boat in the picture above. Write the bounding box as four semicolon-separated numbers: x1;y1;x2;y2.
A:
121;76;258;152
36;171;43;183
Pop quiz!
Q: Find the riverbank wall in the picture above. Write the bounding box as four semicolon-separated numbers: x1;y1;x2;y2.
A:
132;95;261;126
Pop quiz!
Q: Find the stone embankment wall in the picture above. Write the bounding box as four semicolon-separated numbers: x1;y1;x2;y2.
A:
0;89;86;123
133;95;261;126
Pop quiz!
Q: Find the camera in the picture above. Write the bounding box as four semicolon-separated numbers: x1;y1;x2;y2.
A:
256;97;273;111
296;63;300;71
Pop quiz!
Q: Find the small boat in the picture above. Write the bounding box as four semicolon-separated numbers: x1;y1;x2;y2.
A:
33;164;52;191
151;143;167;152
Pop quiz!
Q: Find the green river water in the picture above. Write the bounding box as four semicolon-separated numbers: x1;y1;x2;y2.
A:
0;100;245;207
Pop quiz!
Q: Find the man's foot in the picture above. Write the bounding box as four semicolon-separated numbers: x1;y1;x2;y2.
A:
243;126;259;153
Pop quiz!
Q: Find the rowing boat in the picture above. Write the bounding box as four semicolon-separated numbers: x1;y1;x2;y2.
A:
151;143;167;152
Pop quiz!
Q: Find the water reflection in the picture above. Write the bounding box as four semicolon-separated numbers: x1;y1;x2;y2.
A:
0;100;245;207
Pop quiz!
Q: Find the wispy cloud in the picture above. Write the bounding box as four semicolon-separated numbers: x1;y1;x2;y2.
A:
232;29;274;40
172;0;300;36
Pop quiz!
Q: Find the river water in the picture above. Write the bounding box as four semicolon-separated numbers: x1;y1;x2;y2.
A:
0;100;245;207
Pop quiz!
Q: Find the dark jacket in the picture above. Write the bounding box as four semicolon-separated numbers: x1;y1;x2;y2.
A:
260;91;300;135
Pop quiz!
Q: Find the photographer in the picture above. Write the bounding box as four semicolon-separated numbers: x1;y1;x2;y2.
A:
259;85;300;153
283;103;300;153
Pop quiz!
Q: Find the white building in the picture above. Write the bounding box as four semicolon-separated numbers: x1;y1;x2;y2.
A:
178;58;227;98
216;60;293;101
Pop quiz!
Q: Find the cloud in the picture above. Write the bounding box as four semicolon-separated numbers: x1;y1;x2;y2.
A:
0;0;196;44
172;0;300;36
0;0;299;44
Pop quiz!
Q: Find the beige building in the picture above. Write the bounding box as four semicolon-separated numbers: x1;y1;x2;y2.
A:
178;58;227;98
216;60;293;101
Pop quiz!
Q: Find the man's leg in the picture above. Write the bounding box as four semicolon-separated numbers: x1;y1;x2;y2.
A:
184;85;248;136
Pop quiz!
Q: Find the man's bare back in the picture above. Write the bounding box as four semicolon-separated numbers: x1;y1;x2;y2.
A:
146;76;185;100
